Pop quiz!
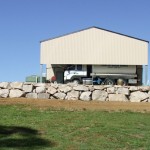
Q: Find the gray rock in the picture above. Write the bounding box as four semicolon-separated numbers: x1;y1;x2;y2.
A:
88;85;95;92
107;87;115;94
0;82;9;89
114;85;122;88
23;82;33;85
33;89;36;93
66;90;79;100
148;91;150;97
129;86;138;91
109;94;128;102
54;92;66;100
117;87;129;95
73;85;89;91
66;82;78;87
51;83;58;89
9;89;24;98
50;96;56;99
34;83;46;87
36;86;46;93
26;93;37;99
47;86;57;95
59;85;72;93
130;91;149;102
0;89;9;98
23;84;33;93
45;83;51;89
80;91;91;101
10;82;23;90
138;86;150;92
94;85;113;90
104;85;113;88
37;93;50;99
94;85;105;90
92;90;108;101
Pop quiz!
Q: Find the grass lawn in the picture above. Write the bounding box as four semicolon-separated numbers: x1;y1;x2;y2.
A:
0;104;150;150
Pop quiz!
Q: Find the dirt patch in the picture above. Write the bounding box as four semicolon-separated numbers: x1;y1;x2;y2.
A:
0;98;150;112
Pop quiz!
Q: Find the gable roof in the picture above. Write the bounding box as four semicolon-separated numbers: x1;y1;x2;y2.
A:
40;26;149;43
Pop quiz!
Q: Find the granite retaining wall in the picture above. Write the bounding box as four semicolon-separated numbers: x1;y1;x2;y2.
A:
0;82;150;102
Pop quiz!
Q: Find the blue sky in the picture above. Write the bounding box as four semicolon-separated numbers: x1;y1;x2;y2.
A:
0;0;149;82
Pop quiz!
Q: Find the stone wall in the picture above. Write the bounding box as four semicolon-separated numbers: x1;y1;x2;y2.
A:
0;82;150;102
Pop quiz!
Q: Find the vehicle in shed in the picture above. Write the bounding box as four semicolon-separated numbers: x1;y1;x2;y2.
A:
63;64;140;85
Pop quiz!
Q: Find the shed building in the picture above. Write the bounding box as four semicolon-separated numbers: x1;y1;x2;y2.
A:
40;27;149;85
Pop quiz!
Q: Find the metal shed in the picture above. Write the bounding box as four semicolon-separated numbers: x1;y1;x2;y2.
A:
40;27;149;84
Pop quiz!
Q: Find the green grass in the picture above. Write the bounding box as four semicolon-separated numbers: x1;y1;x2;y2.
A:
0;105;150;150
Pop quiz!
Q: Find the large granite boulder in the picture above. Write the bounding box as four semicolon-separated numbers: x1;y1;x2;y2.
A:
33;83;46;87
66;90;79;100
59;85;72;93
9;89;24;98
88;85;95;92
0;89;9;98
130;91;149;102
92;90;108;101
109;94;128;102
0;82;9;89
36;86;46;93
45;83;51;89
148;91;150;97
80;91;91;101
66;82;78;87
107;87;115;94
37;93;50;99
73;85;89;91
93;85;105;90
47;86;57;95
23;84;33;93
26;93;37;99
94;85;112;90
138;86;150;92
54;92;66;100
10;82;23;90
117;87;129;95
51;83;58;89
129;86;138;91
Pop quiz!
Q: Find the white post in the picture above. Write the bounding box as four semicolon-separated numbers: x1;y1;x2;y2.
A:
145;65;148;85
40;64;43;83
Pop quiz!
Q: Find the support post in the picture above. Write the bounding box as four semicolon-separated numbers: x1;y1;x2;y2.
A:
40;64;43;83
145;65;148;85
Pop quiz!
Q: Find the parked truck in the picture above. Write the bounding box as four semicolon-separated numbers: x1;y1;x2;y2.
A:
64;65;139;85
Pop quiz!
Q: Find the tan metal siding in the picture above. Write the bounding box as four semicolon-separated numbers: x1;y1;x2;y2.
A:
40;28;148;65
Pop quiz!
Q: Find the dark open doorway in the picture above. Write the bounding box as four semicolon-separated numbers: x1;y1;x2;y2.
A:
56;71;64;83
87;65;92;77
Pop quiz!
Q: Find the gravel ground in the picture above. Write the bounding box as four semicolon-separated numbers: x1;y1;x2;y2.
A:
0;98;150;112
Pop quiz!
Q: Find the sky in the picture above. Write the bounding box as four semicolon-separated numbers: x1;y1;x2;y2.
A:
0;0;150;83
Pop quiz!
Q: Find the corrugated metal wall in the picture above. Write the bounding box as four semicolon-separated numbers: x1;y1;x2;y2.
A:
40;27;148;65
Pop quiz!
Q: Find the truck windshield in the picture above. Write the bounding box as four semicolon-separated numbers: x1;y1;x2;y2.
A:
77;65;82;70
67;65;75;70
